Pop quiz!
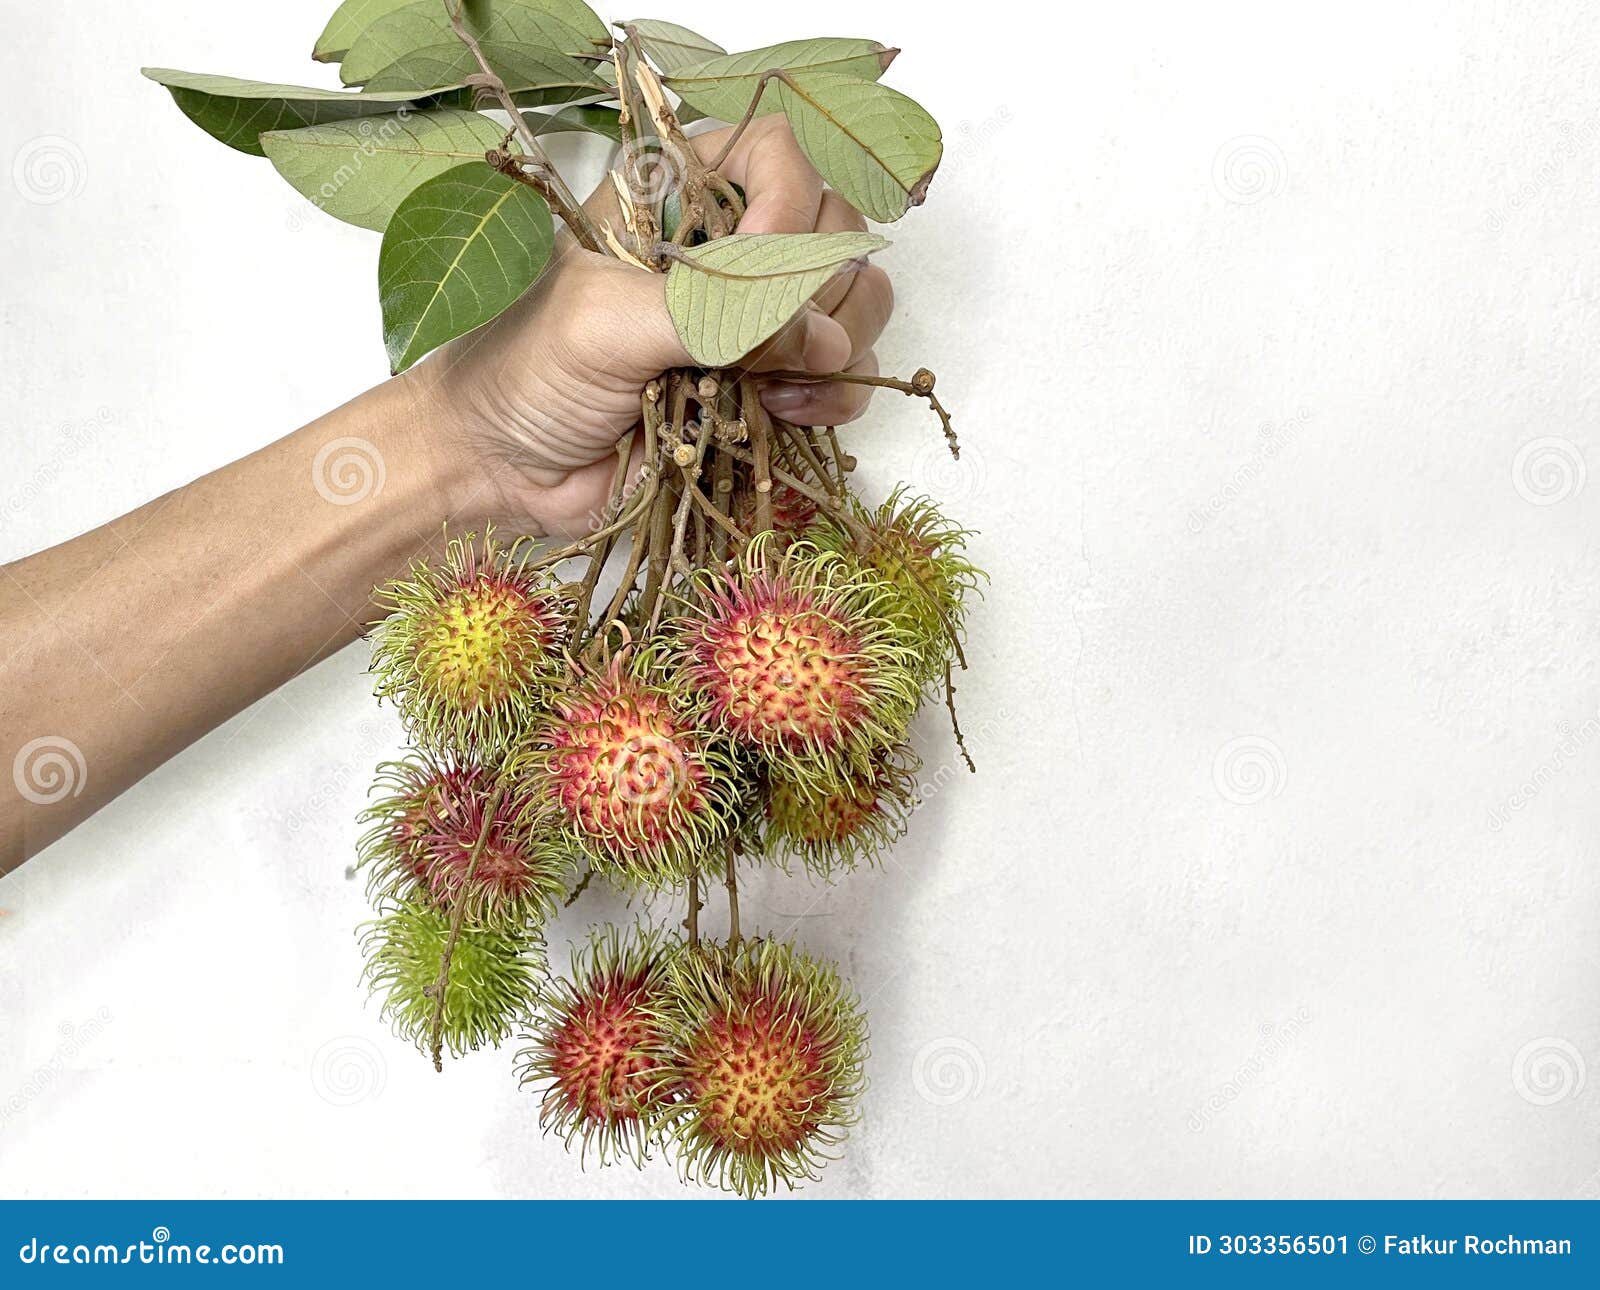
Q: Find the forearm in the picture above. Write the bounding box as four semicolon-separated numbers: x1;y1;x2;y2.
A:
0;372;465;870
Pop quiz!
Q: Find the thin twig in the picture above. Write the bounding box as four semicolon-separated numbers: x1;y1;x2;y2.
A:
761;367;960;458
944;663;976;773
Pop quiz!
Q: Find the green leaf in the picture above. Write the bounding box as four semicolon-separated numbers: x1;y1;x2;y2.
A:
340;0;598;86
141;68;421;157
522;104;623;142
313;0;416;63
379;163;554;372
625;19;725;73
364;43;606;106
261;108;505;231
774;72;942;222
664;231;889;367
662;37;897;123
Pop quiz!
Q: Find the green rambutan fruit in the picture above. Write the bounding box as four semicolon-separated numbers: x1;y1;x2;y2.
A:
518;658;746;888
673;535;921;796
516;925;677;1165
357;755;572;927
762;745;919;877
808;489;983;685
359;901;542;1060
369;531;569;756
649;938;867;1198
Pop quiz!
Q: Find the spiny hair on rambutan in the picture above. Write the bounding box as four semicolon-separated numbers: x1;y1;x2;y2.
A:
807;489;983;686
516;924;679;1166
672;533;923;798
762;745;920;878
734;478;820;538
357;755;573;927
369;529;570;756
648;937;867;1199
360;902;542;1060
517;654;748;889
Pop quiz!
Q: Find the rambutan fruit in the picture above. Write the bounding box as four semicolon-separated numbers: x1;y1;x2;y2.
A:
520;658;746;887
762;745;919;877
734;480;820;537
358;756;572;927
516;925;677;1165
359;902;541;1060
369;531;569;756
649;938;867;1198
808;490;982;685
673;535;921;794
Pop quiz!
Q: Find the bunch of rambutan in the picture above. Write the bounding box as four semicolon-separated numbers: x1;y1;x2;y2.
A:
357;404;981;1195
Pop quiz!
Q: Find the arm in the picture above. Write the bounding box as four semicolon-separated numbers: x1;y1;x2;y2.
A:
0;118;893;873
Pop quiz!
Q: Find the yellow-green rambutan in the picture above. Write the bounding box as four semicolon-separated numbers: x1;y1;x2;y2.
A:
648;938;867;1198
808;489;982;685
516;925;677;1166
518;657;747;888
359;901;543;1060
762;745;919;877
369;531;570;757
357;755;572;927
672;534;922;796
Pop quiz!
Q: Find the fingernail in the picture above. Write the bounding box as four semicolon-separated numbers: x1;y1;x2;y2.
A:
801;314;851;372
761;383;811;413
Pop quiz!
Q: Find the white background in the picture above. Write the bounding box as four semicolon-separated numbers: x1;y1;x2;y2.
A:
2;0;1599;1199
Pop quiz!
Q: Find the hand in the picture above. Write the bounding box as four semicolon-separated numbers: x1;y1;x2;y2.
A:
403;115;895;540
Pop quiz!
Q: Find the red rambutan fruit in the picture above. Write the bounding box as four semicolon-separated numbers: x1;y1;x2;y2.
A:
517;925;676;1165
675;537;921;794
521;659;745;887
359;756;571;926
650;938;867;1198
370;531;569;755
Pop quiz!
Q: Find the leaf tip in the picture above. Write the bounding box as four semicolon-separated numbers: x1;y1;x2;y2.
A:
876;46;902;72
